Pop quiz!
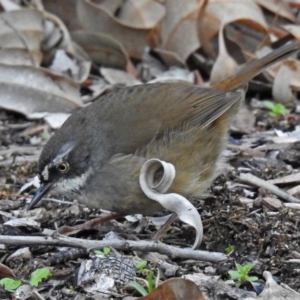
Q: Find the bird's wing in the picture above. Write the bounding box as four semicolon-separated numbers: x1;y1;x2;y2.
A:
83;82;242;154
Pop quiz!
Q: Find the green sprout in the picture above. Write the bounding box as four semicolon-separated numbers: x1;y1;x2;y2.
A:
0;278;22;291
0;267;52;291
228;263;258;287
94;247;111;256
263;101;289;117
225;245;235;254
127;260;154;296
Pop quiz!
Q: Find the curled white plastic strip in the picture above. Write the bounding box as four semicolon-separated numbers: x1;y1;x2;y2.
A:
139;158;203;249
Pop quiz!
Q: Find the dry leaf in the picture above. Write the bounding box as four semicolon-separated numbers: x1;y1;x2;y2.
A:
0;64;82;117
200;0;268;56
210;28;239;85
282;24;300;40
244;271;300;300
0;9;43;66
100;67;141;86
258;46;300;90
272;63;295;105
0;263;15;279
161;0;205;61
117;0;165;29
153;48;186;68
139;159;203;249
76;0;163;59
139;278;205;300
43;0;84;31
72;30;137;75
255;0;296;23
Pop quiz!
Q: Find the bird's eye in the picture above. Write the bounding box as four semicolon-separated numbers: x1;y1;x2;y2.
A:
58;162;69;173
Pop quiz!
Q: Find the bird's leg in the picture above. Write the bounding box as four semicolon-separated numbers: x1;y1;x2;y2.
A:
152;213;179;242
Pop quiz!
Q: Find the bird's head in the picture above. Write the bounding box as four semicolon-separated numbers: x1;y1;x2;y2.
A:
28;137;92;209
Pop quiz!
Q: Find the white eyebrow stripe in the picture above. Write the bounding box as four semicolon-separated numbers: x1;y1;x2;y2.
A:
41;142;75;181
53;142;75;164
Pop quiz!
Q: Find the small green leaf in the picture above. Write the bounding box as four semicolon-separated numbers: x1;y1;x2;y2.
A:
29;268;51;287
235;263;244;273
263;101;275;110
147;271;154;293
228;270;241;280
242;263;254;274
94;250;104;255
264;101;289;117
103;247;110;255
95;247;111;256
136;260;147;271
127;281;148;296
247;276;259;282
0;278;22;291
225;245;234;254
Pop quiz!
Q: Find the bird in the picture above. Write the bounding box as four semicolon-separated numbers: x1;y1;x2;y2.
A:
28;42;299;219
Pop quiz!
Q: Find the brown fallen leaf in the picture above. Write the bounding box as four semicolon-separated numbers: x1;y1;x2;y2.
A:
43;0;84;31
257;46;300;95
160;0;204;61
272;63;296;106
71;30;137;76
209;27;239;85
138;278;204;300
255;0;296;23
76;0;163;59
0;263;15;279
0;9;43;66
200;0;268;57
244;271;300;300
0;64;82;117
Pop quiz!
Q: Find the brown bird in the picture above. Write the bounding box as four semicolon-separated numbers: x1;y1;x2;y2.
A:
28;42;299;219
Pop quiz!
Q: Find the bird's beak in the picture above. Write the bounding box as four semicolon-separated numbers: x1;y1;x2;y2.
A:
27;183;53;210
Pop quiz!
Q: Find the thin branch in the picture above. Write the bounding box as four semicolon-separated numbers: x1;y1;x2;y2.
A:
239;173;300;203
0;234;227;262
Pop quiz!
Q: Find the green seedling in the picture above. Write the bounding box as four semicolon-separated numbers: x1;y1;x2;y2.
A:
263;101;289;117
29;268;51;287
228;263;258;287
0;278;22;291
94;247;111;256
127;261;155;296
225;245;235;254
0;267;52;292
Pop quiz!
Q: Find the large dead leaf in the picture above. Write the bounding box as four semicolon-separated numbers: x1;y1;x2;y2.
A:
71;30;137;75
282;24;300;40
245;271;300;300
0;64;82;117
209;27;239;85
138;278;204;300
272;63;296;105
160;0;205;61
255;0;296;23
76;0;164;59
139;159;203;249
199;0;268;57
256;46;300;91
43;0;84;31
0;9;44;66
117;0;165;29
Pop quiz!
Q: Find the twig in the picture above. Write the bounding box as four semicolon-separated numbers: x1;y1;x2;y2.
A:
0;234;227;262
239;173;300;203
